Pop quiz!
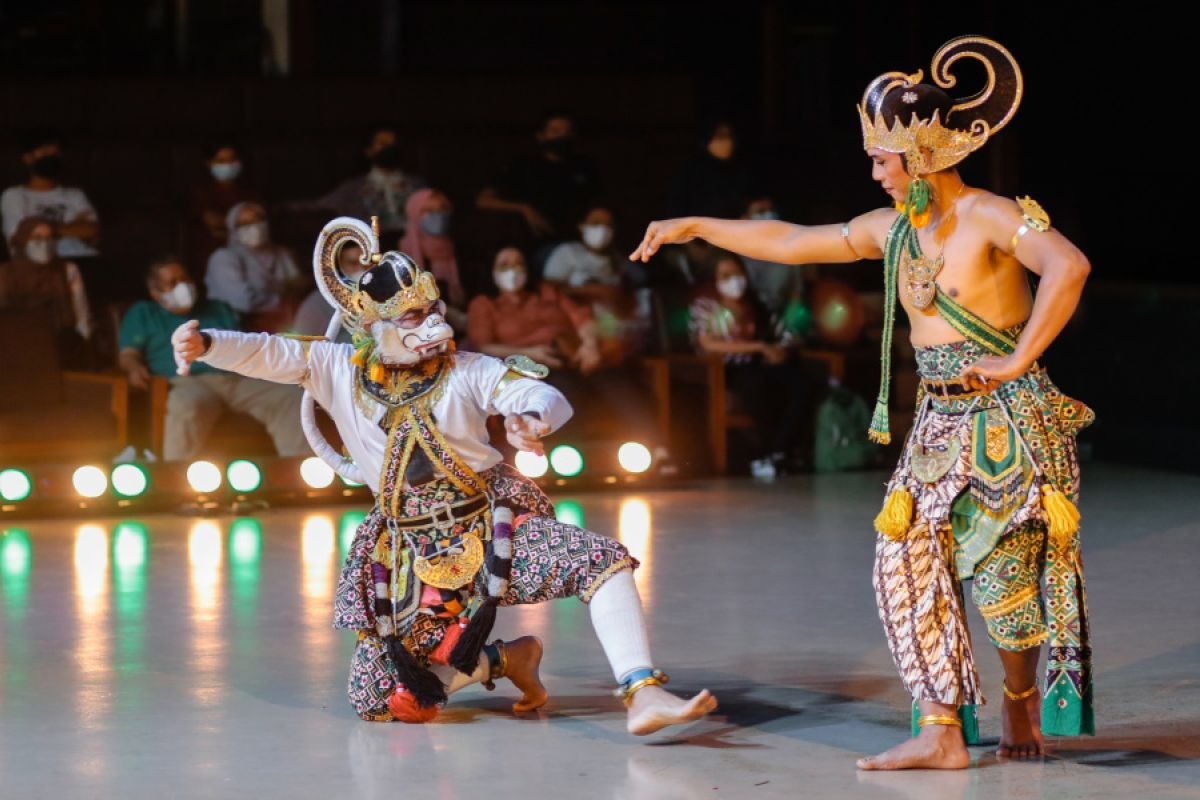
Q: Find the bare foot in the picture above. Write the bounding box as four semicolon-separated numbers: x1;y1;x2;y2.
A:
626;684;717;736
998;688;1044;759
856;725;970;770
503;636;548;713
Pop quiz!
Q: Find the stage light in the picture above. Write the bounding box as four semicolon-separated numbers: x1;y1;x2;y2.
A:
617;442;653;474
226;460;262;493
300;457;335;489
111;464;149;498
514;450;549;478
554;500;585;528
0;468;32;502
339;511;366;555
186;461;223;493
72;465;108;499
549;445;584;477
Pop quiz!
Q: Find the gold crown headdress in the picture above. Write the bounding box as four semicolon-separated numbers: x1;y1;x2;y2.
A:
858;36;1023;176
313;215;441;337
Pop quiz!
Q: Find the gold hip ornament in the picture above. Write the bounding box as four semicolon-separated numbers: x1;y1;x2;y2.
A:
908;393;981;484
412;532;485;590
910;437;961;483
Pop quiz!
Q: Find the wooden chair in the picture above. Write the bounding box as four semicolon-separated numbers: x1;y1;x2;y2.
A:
0;308;128;463
665;349;845;474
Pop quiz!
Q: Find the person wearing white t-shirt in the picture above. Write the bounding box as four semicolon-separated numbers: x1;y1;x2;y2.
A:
1;133;100;260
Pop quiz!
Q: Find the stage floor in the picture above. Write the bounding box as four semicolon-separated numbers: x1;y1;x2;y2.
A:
2;463;1198;799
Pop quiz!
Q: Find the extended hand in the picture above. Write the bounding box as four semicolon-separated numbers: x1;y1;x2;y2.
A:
505;413;551;455
171;320;207;376
960;354;1027;392
630;218;695;262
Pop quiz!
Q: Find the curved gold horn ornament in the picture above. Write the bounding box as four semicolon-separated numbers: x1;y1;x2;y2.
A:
932;35;1023;135
858;35;1022;176
313;216;378;328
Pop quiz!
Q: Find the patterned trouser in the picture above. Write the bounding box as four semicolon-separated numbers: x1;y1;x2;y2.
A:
345;512;636;720
969;525;1048;653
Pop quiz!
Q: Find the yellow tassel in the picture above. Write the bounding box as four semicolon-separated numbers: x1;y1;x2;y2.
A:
894;200;907;215
874;488;914;541
1041;484;1080;546
909;206;932;228
369;363;387;384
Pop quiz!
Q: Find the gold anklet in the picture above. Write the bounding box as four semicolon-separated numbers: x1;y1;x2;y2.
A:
917;714;962;729
613;669;670;707
1003;681;1039;701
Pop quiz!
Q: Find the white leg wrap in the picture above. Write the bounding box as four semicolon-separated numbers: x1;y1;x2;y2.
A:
588;569;653;683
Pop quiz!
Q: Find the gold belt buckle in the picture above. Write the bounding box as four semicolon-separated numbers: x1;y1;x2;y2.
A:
429;501;456;532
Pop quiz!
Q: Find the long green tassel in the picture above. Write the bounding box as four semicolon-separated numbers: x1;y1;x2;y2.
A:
869;217;908;444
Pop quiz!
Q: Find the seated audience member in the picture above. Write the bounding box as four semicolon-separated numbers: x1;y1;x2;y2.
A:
310;125;425;241
399;188;466;328
188;142;260;265
469;246;663;452
291;242;366;340
205;201;304;332
690;252;808;480
0;216;93;367
666;118;753;220
119;256;308;462
475;111;601;265
2;131;101;262
739;195;808;316
543;203;647;366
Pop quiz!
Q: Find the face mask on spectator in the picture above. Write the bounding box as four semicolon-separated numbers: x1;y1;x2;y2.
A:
580;224;613;250
750;210;779;221
371;145;403;170
31;154;63;180
25;239;56;264
211;162;242;182
717;276;747;300
161;282;197;312
494;268;527;293
419;212;451;236
236;221;269;248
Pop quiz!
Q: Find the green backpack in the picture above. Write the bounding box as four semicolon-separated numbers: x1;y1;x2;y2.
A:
813;384;874;472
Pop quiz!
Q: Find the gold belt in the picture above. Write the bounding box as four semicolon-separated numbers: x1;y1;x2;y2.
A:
387;494;490;531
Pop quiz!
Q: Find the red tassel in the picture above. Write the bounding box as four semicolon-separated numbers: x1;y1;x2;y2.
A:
388;688;440;723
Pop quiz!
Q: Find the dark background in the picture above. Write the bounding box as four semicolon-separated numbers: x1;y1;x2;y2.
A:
1;0;1191;469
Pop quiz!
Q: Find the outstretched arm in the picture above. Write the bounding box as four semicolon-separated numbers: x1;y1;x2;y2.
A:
630;209;893;265
172;320;310;383
959;196;1091;390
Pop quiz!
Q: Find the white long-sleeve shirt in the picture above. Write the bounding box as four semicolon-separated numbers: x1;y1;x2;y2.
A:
198;330;573;479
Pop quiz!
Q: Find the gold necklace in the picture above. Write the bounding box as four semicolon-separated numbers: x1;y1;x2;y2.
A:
905;182;965;310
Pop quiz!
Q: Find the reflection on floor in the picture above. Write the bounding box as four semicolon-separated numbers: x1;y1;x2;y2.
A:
2;463;1199;799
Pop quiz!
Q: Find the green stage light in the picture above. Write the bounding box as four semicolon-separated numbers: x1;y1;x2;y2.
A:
0;468;32;502
549;445;584;477
226;460;263;493
111;464;149;498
